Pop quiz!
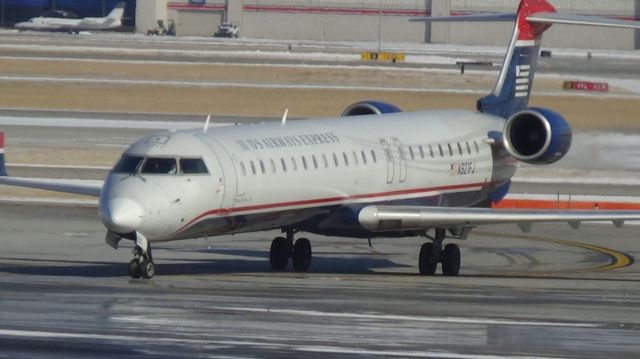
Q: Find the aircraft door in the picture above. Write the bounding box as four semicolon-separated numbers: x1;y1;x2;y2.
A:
195;134;237;214
392;137;407;183
380;139;395;184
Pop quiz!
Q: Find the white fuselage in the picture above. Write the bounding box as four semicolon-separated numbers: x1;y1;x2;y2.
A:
99;110;516;242
15;16;120;32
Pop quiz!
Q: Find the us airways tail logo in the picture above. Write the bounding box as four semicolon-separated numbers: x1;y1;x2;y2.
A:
515;64;531;98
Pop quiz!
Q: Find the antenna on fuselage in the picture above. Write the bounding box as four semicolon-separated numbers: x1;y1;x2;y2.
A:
203;114;211;133
281;108;288;126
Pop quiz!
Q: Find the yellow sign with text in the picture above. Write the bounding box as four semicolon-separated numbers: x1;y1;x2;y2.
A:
361;52;405;63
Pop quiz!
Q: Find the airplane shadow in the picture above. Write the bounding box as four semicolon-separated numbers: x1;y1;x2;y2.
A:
0;252;409;278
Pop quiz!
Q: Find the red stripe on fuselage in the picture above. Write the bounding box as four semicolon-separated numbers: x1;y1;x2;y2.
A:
173;181;497;234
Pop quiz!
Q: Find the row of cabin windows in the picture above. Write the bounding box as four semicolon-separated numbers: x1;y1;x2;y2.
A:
239;150;378;176
238;140;481;177
407;140;480;161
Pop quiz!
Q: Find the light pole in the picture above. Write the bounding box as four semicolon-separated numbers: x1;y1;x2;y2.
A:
377;0;382;64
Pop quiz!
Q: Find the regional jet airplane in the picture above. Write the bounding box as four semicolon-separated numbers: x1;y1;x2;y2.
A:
2;0;640;279
14;2;125;33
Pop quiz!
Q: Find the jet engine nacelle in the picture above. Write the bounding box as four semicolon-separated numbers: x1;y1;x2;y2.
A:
502;107;572;165
341;101;402;116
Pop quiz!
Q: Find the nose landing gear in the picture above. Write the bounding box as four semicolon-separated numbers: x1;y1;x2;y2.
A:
418;228;461;276
269;230;312;272
128;232;155;279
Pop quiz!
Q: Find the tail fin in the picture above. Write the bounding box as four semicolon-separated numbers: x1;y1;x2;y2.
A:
0;132;7;177
107;2;125;20
411;0;640;119
477;0;555;118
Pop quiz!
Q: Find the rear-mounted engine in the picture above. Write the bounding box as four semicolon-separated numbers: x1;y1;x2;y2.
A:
341;101;402;116
502;107;572;165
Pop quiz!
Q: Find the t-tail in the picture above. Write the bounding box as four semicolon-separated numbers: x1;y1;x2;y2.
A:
412;0;640;119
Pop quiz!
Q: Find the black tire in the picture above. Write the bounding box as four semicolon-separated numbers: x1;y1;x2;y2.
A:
419;242;438;275
139;260;155;279
128;258;140;279
269;236;290;271
441;243;461;277
292;237;312;272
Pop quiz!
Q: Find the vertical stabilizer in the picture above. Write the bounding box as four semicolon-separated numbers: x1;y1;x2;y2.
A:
476;0;556;118
107;2;126;20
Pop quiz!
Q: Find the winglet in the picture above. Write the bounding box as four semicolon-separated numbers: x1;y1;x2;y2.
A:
0;131;6;177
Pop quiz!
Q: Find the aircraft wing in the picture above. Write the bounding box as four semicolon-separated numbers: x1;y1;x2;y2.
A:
527;13;640;29
410;13;516;23
0;177;102;197
358;205;640;233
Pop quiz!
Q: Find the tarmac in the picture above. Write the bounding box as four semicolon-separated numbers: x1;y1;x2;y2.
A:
1;31;640;358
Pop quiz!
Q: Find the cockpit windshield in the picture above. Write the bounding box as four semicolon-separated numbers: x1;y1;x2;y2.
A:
112;155;144;173
112;155;209;175
141;158;178;174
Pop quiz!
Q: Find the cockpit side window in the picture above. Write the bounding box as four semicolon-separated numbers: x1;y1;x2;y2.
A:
141;157;178;174
180;158;209;174
112;155;144;173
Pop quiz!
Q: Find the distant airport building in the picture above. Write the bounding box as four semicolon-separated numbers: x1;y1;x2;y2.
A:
2;0;639;49
0;0;136;26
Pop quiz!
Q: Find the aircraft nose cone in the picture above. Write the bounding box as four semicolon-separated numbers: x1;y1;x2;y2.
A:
100;197;143;233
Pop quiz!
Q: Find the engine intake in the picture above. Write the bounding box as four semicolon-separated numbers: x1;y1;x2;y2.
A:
341;101;401;116
503;107;572;165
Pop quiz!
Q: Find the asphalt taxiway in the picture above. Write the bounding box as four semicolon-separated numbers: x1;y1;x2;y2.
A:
1;201;640;358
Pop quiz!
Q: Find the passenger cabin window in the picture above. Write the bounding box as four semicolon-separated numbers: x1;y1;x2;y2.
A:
281;158;287;172
438;144;444;157
371;150;377;163
113;155;143;173
141;158;177;174
419;146;425;159
291;157;298;171
361;150;367;164
447;143;454;156
270;159;276;173
180;158;209;174
457;142;463;156
259;160;266;174
409;147;415;160
322;154;328;168
466;142;472;155
240;161;247;176
352;151;358;165
333;153;339;167
302;156;308;170
429;144;434;158
343;152;349;166
312;155;318;169
474;141;480;154
250;161;256;175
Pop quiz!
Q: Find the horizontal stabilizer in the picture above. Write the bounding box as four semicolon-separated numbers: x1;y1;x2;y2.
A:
527;13;640;29
410;13;516;23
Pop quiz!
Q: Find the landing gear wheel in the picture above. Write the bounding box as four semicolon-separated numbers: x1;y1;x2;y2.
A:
270;236;290;271
139;260;155;279
441;243;461;277
419;242;438;275
128;258;140;279
292;237;312;272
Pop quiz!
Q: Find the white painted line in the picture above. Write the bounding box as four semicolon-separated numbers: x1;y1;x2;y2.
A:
8;163;111;170
197;306;598;328
0;115;232;130
295;346;565;359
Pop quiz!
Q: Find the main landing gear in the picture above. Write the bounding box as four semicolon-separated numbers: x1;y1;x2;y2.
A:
128;232;155;279
269;230;312;272
419;228;461;276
